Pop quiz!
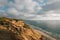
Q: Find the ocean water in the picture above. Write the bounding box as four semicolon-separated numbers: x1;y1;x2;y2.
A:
24;20;60;35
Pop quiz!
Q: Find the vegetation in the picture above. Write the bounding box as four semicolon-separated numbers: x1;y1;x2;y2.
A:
0;18;4;20
0;17;52;40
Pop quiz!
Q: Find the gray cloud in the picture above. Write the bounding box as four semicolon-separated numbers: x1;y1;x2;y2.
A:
42;1;60;11
0;0;60;20
0;0;8;6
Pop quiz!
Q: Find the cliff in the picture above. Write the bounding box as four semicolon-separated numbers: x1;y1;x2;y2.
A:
0;17;49;40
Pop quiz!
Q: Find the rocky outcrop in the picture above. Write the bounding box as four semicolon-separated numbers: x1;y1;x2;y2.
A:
0;17;46;40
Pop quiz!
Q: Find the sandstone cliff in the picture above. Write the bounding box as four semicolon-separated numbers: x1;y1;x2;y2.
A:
0;17;49;40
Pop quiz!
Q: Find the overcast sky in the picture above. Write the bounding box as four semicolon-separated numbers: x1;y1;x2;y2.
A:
0;0;60;20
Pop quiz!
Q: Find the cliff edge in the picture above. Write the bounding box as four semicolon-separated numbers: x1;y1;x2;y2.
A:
0;17;49;40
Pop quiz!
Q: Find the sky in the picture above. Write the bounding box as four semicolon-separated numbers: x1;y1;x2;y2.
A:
0;0;60;20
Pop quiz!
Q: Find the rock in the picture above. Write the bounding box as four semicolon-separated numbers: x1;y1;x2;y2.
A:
0;17;47;40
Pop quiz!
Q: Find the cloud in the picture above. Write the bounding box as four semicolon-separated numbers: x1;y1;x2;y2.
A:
14;0;42;13
7;8;18;16
0;0;8;6
29;10;60;20
4;0;43;19
0;11;8;17
43;2;60;11
0;0;60;20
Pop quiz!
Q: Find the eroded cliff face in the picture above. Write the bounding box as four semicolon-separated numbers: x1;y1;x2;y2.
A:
0;17;46;40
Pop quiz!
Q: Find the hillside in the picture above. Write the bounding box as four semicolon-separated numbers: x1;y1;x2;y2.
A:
0;17;57;40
